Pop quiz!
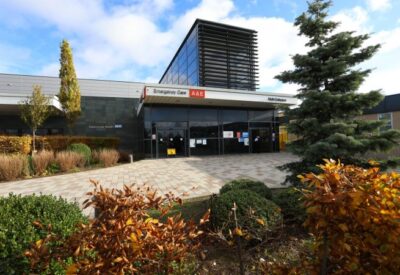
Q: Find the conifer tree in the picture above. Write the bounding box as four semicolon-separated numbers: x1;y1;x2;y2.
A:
276;0;400;184
58;39;81;133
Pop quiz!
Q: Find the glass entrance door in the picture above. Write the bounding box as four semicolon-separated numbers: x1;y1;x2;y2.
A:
250;128;272;153
157;128;187;158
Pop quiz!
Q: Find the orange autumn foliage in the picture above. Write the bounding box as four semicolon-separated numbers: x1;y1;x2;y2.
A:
264;159;400;274
25;180;209;274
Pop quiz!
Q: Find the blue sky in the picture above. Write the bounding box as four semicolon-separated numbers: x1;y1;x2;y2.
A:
0;0;399;95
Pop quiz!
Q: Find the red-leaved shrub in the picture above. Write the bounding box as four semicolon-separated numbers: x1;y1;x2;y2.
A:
25;181;209;274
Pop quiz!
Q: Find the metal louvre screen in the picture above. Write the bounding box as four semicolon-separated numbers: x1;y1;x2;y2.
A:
198;21;258;91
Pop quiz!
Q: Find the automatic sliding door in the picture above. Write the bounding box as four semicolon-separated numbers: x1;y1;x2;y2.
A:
250;128;272;153
157;128;187;158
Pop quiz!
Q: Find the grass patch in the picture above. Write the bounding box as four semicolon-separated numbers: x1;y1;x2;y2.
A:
148;197;210;222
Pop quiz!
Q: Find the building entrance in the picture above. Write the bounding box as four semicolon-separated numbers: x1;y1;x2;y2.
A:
250;128;272;153
157;128;187;158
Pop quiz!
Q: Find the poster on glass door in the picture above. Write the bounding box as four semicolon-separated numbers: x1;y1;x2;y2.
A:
223;131;234;138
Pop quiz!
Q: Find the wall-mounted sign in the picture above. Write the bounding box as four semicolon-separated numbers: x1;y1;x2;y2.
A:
267;96;287;103
89;125;119;129
189;89;205;98
146;87;188;97
145;87;207;99
223;131;234;138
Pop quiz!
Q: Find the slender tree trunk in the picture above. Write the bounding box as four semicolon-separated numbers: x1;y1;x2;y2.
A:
32;129;36;154
321;231;329;275
232;202;245;275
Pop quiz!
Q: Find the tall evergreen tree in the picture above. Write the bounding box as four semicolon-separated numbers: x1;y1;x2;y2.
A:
276;0;400;184
58;39;81;133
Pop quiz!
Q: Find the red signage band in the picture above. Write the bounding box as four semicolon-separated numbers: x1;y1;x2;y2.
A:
189;89;206;98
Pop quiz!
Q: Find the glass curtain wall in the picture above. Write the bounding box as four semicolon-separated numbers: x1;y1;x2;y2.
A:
143;105;279;158
160;28;199;86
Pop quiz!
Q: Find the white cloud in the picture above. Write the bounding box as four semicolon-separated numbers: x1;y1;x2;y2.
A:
331;6;370;33
360;27;400;94
328;5;400;95
365;0;391;12
220;16;307;93
1;0;400;96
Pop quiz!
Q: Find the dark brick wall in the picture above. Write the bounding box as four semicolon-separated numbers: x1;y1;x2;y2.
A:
0;96;142;154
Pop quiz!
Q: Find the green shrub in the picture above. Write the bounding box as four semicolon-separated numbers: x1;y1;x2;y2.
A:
272;188;306;224
67;143;91;164
0;194;86;274
220;178;273;200
210;189;282;240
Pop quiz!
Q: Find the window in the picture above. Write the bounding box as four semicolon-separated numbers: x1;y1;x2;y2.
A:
249;110;274;122
150;106;188;122
190;121;219;138
378;113;392;132
189;108;218;121
222;110;248;122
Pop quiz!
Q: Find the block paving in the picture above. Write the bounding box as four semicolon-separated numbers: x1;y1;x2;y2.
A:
0;153;297;216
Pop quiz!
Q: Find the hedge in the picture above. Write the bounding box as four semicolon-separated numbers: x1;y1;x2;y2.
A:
0;136;31;154
0;135;119;154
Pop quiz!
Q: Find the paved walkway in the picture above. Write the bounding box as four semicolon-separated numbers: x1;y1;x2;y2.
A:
0;153;297;216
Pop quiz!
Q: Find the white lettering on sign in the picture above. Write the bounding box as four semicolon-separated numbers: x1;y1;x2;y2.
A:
147;87;188;97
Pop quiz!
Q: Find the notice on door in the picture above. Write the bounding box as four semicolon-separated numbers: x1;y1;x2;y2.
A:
190;139;196;148
223;131;234;138
167;148;176;155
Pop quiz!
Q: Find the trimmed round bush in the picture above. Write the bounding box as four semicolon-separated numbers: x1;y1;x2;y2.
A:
272;188;306;224
0;194;86;274
220;179;273;200
67;143;91;164
210;189;282;240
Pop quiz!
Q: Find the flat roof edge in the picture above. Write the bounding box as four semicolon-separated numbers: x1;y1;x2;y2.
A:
145;83;295;98
0;72;145;85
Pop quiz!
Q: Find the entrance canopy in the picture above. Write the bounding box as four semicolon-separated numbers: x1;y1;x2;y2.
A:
140;84;297;112
0;93;62;115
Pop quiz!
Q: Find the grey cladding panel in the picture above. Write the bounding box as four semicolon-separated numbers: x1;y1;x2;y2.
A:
0;73;144;98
